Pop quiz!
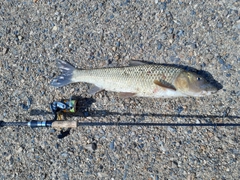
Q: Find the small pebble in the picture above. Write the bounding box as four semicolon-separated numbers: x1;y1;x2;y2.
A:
27;97;32;107
109;140;115;150
2;47;8;54
158;2;167;10
176;106;184;114
49;129;56;134
236;91;240;97
62;173;69;180
61;152;69;158
168;28;174;34
190;10;196;15
234;20;240;29
13;30;19;35
16;147;23;153
226;64;232;70
114;54;120;60
160;33;167;40
168;126;176;133
124;0;130;5
112;7;116;12
217;22;223;28
157;42;162;50
177;30;184;36
20;103;29;110
170;56;180;63
206;53;214;60
191;43;197;49
217;57;225;64
109;15;114;19
84;143;97;152
57;16;61;22
117;33;122;38
138;144;144;149
97;172;108;178
52;26;58;31
201;62;206;68
116;41;120;47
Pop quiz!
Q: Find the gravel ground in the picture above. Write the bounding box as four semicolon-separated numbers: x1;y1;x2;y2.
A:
0;0;239;179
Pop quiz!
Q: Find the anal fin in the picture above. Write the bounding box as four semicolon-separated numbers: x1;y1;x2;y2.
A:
118;92;137;98
154;80;176;91
89;85;104;95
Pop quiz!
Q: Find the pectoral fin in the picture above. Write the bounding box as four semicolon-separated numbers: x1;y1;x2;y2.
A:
154;80;176;91
118;92;137;98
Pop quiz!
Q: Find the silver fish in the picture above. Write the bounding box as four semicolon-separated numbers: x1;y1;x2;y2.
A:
51;60;218;98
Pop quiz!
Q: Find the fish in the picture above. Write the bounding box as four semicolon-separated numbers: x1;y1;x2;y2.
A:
50;60;218;98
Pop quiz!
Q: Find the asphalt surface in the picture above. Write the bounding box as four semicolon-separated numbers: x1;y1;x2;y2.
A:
0;0;239;179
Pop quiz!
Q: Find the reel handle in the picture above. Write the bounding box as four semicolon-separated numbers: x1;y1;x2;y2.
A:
51;121;77;128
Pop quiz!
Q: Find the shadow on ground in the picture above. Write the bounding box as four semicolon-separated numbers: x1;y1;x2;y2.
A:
30;96;239;121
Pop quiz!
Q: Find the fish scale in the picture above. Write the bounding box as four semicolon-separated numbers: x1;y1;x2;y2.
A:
51;60;218;98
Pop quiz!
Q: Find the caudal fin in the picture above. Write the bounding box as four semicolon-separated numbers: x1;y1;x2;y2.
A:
50;60;76;87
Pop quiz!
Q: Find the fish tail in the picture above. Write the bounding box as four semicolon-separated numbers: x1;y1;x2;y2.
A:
50;60;76;87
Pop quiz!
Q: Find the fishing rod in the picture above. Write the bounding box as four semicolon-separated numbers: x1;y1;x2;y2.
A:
1;120;240;128
0;97;239;138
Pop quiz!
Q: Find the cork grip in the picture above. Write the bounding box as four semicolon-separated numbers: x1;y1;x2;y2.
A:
51;121;77;128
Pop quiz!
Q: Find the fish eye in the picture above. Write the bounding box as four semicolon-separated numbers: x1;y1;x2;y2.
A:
197;77;201;81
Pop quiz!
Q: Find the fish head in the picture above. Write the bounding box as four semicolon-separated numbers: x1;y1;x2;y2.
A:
175;71;218;96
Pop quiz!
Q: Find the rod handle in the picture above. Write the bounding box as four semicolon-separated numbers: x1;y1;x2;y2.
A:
52;121;77;128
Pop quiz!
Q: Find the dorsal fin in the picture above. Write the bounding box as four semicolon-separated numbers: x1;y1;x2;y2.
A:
129;60;153;66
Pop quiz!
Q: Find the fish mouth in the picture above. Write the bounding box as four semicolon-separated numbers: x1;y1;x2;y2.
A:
199;84;219;96
200;89;218;96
